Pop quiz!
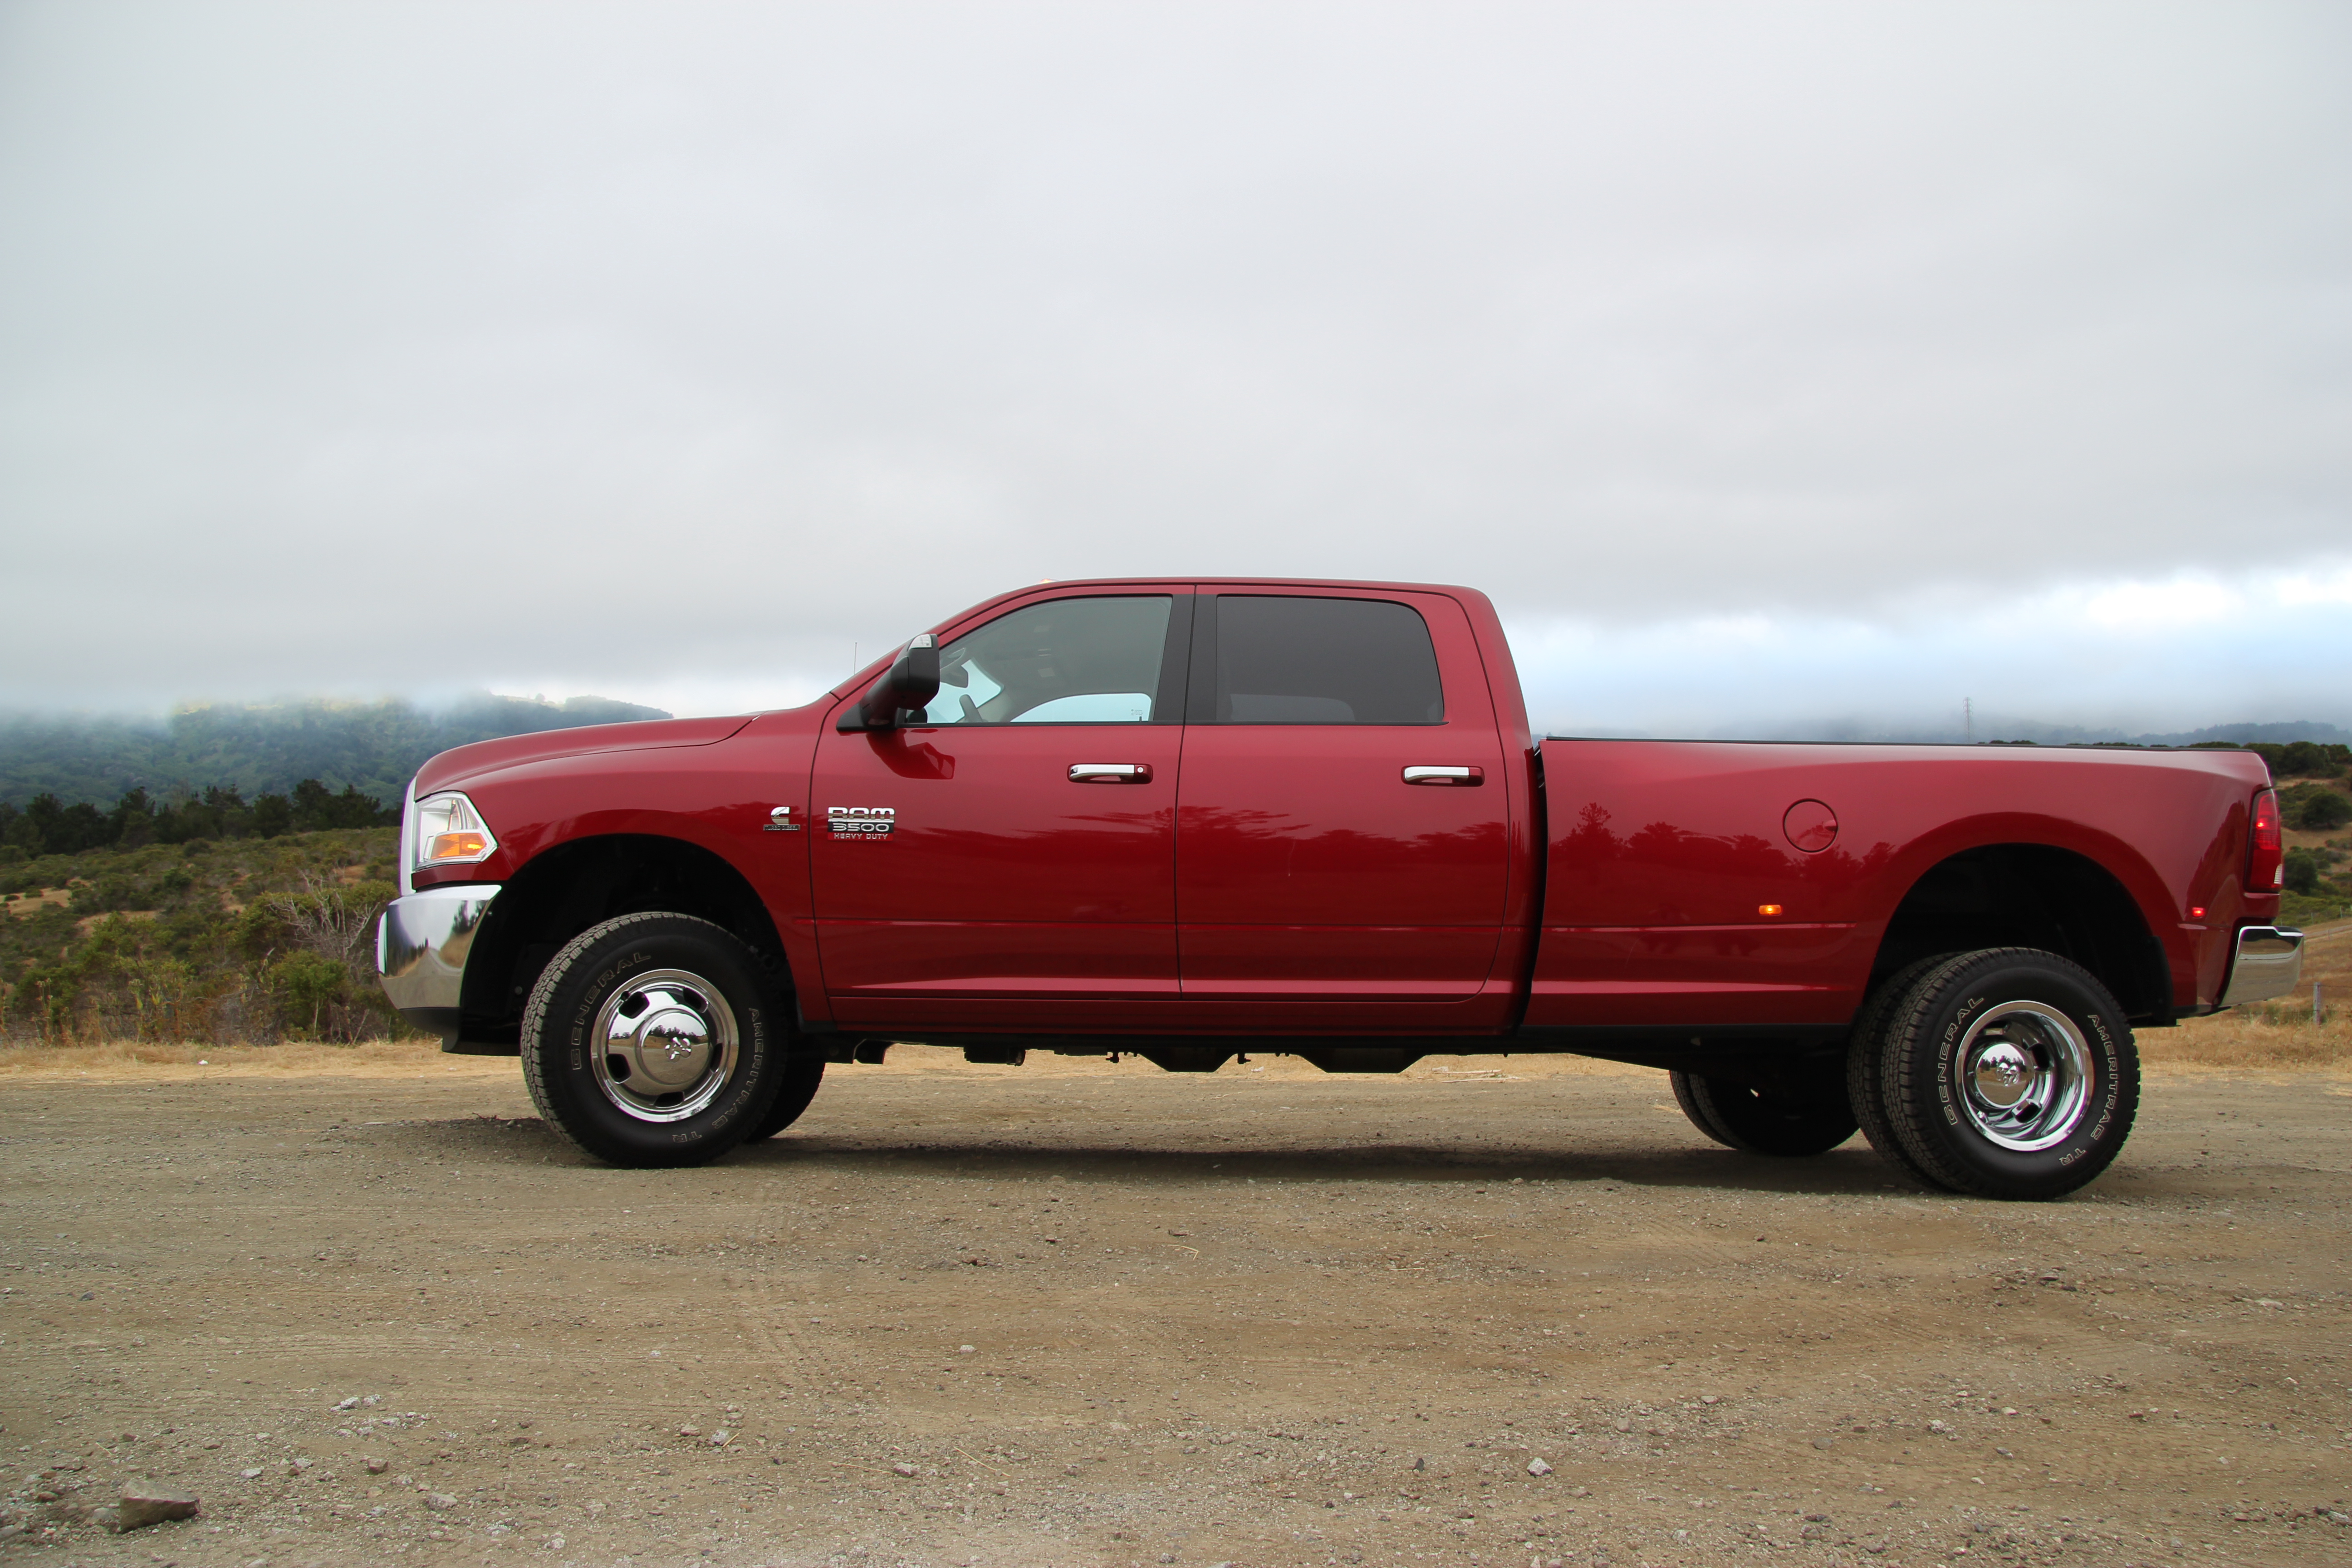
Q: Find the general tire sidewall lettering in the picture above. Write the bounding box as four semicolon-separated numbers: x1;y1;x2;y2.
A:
1933;993;1991;1126
566;953;654;1078
1879;948;2141;1200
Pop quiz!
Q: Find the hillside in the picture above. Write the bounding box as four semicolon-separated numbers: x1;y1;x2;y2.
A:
1;825;405;1044
0;692;672;809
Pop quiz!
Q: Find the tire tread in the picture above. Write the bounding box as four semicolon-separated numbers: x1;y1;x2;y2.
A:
1879;946;2135;1200
520;911;776;1167
1846;953;1960;1186
1669;1070;1737;1148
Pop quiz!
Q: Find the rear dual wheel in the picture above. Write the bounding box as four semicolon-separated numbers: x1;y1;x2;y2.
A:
1853;948;2138;1200
1670;1069;1857;1156
1670;945;2138;1200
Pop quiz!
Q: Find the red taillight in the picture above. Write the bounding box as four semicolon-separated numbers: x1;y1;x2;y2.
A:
2249;789;2284;891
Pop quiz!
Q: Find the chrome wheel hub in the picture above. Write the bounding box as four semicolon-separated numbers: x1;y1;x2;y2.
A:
590;969;738;1123
1972;1041;2035;1107
1956;1002;2091;1152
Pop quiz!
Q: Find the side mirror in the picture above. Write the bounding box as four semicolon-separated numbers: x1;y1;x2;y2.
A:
837;635;941;731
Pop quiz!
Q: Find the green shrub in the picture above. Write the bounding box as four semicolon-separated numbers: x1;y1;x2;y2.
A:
0;824;399;1044
2283;848;2322;895
2290;789;2352;832
269;950;350;1039
2276;740;2348;778
69;876;132;915
123;955;200;1039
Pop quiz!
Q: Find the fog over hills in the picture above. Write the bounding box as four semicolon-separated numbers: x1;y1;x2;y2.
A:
0;694;669;808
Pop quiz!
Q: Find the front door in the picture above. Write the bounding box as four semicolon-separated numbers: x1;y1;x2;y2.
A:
812;590;1191;1030
1174;589;1514;1029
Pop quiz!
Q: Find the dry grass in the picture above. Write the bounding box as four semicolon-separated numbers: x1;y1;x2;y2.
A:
0;1036;508;1082
2137;915;2352;1073
2143;1005;2352;1073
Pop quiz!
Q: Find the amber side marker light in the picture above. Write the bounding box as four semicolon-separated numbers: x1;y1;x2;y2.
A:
1758;904;1784;916
411;789;498;871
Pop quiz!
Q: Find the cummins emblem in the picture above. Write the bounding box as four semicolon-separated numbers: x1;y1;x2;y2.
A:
828;806;896;839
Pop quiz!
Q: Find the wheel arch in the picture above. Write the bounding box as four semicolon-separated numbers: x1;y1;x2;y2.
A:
457;833;795;1047
1867;843;2170;1023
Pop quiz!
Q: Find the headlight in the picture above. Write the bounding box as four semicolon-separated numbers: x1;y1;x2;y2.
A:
412;791;498;871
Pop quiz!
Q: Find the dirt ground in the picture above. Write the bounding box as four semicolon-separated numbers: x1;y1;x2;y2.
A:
1;1028;2348;1568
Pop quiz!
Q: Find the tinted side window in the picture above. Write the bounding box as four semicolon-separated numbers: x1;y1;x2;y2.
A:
1200;595;1444;725
919;595;1176;725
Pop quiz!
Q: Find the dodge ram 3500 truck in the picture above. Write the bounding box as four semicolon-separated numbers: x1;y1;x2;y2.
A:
377;578;2303;1198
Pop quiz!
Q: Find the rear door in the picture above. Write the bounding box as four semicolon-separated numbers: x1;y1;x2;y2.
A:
812;590;1190;1028
1173;589;1514;1028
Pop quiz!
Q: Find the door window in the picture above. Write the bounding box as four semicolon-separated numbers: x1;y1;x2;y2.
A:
918;595;1179;725
1193;595;1445;725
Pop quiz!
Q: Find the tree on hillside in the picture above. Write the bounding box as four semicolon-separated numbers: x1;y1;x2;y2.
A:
0;778;398;859
2190;739;2352;778
290;778;397;829
5;794;112;857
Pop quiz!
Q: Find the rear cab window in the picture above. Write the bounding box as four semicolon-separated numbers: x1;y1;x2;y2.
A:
1188;594;1446;725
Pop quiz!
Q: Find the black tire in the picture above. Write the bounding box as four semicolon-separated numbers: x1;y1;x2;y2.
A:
521;913;788;1168
1846;952;1963;1185
1668;1068;1858;1156
1872;947;2139;1200
745;1054;826;1142
1669;1069;1739;1147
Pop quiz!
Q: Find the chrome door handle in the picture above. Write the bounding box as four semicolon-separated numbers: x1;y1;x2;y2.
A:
1069;763;1153;783
1402;765;1483;785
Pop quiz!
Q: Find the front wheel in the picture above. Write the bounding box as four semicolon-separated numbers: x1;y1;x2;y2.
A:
1670;1068;1858;1156
1868;947;2138;1200
521;913;789;1168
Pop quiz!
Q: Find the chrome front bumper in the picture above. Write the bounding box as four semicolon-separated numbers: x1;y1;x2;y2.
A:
377;884;501;1039
2218;925;2304;1007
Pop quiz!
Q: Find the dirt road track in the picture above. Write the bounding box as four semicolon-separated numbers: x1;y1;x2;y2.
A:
1;1049;2348;1568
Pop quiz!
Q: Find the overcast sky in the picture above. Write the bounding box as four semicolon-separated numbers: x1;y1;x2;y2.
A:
3;1;2347;736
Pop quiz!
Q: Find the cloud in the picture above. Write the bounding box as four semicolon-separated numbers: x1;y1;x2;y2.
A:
1514;565;2352;739
0;2;2346;722
2080;577;2245;632
2276;565;2352;608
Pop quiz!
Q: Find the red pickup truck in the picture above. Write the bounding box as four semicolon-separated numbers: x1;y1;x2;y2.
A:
377;578;2302;1200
